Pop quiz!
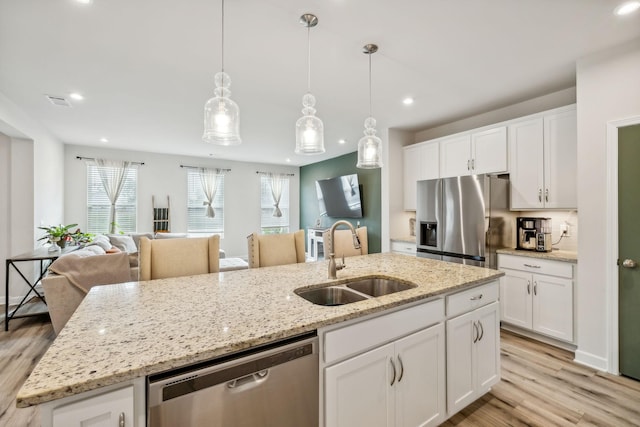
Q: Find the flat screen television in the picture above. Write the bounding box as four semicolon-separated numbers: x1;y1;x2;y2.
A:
315;174;363;218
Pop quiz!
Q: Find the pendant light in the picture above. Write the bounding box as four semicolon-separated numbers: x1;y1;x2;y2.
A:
357;44;383;169
295;14;325;155
203;0;241;145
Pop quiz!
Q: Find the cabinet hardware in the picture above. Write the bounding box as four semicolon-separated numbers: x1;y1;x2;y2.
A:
397;355;404;383
545;189;549;203
389;358;397;386
470;294;483;301
472;321;479;343
538;189;542;202
478;321;484;341
467;159;470;170
527;281;531;295
622;259;638;269
533;282;537;296
524;263;541;269
471;158;475;170
119;412;125;427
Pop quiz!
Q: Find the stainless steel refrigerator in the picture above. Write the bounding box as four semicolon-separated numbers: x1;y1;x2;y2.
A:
416;174;514;269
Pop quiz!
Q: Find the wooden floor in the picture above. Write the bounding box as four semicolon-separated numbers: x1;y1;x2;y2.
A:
1;307;640;427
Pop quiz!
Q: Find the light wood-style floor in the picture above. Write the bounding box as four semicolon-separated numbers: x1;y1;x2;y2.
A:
2;307;640;427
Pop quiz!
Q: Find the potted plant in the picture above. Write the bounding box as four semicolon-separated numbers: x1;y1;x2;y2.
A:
38;223;79;250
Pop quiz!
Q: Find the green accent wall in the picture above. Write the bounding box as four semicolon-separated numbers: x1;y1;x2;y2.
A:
300;151;381;253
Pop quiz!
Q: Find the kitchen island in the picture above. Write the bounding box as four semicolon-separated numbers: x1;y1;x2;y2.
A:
18;253;504;425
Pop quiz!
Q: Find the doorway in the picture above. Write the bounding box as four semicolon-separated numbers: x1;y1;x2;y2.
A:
618;124;640;380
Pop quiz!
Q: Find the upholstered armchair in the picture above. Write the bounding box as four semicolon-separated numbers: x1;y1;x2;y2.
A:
139;235;220;281
247;230;306;268
322;226;368;258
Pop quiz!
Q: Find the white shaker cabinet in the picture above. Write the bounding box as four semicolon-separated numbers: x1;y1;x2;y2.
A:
509;106;577;210
440;126;507;178
498;254;574;343
403;141;439;210
51;386;134;427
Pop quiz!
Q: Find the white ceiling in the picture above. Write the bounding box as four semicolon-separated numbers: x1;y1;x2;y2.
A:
1;0;639;166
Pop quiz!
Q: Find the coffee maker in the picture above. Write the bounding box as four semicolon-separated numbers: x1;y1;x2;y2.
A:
516;217;552;252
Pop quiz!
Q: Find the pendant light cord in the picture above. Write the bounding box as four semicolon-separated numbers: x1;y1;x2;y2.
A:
307;26;311;92
368;52;372;117
221;0;225;74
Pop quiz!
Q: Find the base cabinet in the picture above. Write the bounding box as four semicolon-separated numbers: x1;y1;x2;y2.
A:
446;301;500;416
325;324;446;427
51;386;134;427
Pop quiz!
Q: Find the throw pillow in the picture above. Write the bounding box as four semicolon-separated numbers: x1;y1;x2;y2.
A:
88;235;112;251
108;234;137;253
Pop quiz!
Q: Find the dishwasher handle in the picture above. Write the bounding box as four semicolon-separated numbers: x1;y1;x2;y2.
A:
227;369;270;391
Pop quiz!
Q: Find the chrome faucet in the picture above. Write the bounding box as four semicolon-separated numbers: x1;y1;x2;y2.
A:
328;220;361;279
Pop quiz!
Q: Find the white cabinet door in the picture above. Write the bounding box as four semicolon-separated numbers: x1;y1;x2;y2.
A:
474;302;500;393
446;309;475;416
532;274;574;342
544;109;577;209
52;386;133;427
325;343;395;427
499;269;533;329
440;134;471;178
394;324;446;427
471;126;508;175
420;141;440;180
509;117;544;209
403;145;421;210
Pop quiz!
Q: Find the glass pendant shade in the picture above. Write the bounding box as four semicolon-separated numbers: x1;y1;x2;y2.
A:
203;71;241;145
295;92;325;154
357;116;383;168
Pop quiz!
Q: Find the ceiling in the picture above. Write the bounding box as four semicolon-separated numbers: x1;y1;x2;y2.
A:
1;0;639;166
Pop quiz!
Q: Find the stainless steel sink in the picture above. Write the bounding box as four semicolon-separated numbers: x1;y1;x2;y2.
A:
345;278;417;297
295;286;368;306
295;277;417;306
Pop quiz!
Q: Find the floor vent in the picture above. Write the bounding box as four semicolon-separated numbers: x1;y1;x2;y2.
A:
45;94;72;107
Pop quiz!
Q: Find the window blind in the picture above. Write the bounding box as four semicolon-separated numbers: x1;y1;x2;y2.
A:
87;165;137;233
260;175;290;234
187;169;224;235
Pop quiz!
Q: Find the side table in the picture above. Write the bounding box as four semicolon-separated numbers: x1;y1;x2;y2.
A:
4;246;77;331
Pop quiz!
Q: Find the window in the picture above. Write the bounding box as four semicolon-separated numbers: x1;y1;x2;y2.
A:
187;169;224;235
87;165;137;233
260;174;290;234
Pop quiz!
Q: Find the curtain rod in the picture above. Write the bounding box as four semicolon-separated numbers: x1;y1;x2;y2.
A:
256;171;295;176
76;156;145;166
180;165;231;172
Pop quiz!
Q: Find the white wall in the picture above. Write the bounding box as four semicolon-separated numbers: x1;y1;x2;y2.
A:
64;145;300;258
575;38;640;371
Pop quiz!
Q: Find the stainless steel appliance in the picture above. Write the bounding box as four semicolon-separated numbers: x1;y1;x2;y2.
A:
416;174;514;269
516;217;552;252
147;333;318;427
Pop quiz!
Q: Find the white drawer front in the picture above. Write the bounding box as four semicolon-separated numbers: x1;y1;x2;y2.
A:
390;240;417;255
323;299;444;365
446;281;499;318
498;254;573;279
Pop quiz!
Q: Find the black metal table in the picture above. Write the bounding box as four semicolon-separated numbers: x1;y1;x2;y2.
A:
4;246;77;331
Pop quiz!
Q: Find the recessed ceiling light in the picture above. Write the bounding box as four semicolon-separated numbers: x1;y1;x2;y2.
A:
615;1;640;15
99;137;108;143
338;139;346;144
285;158;291;163
402;97;414;105
69;92;84;101
75;0;93;4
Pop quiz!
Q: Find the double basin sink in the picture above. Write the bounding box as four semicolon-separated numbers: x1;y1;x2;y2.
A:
295;277;417;306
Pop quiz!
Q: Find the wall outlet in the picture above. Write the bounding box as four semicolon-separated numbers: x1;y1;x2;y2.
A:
560;222;570;237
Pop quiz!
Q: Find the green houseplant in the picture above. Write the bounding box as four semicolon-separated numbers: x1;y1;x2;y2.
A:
38;223;79;249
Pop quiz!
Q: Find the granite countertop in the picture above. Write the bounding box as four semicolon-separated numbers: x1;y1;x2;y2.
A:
496;248;578;263
18;253;503;407
391;236;416;243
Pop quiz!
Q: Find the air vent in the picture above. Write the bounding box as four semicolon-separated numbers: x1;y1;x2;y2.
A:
45;94;72;107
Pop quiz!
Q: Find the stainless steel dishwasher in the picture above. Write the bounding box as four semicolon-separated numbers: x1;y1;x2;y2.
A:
147;333;318;427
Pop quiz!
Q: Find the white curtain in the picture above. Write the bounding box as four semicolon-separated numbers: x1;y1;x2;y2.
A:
269;173;286;217
199;168;221;218
94;159;132;234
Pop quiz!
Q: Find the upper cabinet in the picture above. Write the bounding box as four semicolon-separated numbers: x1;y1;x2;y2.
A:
403;141;439;210
440;126;508;178
509;106;577;210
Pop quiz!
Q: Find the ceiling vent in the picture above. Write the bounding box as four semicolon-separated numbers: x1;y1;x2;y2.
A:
45;94;72;107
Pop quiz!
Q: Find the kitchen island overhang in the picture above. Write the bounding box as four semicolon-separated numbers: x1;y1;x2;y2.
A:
17;253;504;408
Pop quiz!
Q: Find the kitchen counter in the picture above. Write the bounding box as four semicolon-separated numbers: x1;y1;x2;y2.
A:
17;253;503;408
496;248;577;263
390;236;416;243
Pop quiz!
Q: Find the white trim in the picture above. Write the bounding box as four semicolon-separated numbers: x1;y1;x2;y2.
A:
575;349;610;372
605;115;640;375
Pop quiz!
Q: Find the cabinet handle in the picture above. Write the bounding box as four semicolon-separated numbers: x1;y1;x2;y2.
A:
523;263;541;269
397;355;404;383
534;282;538;296
538;189;542;202
119;412;125;427
527;280;531;295
545;188;549;202
389;358;397;386
467;159;471;170
471;158;475;170
473;321;479;343
478;321;484;342
470;294;483;301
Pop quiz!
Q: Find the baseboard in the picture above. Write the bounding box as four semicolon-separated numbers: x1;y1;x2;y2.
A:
574;349;609;372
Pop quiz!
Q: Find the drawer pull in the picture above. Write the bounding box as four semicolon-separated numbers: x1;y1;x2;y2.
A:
524;264;541;269
470;294;483;301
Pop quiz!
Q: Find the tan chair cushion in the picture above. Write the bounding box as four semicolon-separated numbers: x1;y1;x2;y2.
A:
139;235;220;281
247;230;305;268
323;226;368;258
